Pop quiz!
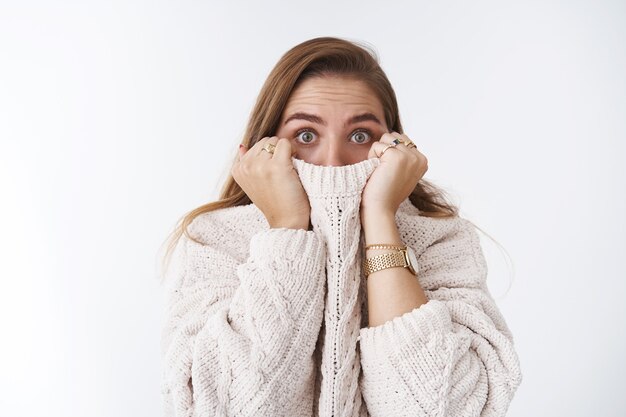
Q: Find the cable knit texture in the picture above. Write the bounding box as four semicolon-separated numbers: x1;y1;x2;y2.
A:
160;156;522;417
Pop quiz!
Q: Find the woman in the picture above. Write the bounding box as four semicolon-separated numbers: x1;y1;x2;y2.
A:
160;36;522;417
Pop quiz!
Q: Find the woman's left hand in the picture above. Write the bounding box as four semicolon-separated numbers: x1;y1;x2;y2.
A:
361;131;429;215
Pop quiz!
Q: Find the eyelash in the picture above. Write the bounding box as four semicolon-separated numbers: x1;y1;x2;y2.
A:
294;128;374;145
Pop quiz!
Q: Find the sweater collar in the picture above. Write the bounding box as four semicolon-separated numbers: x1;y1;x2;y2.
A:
290;156;415;213
291;156;379;198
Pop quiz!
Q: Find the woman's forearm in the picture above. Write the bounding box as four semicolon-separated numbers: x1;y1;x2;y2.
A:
361;209;429;328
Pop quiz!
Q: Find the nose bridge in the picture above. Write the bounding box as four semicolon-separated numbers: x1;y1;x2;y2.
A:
321;132;347;166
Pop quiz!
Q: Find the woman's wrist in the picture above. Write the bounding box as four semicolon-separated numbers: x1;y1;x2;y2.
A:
269;217;311;231
361;209;401;245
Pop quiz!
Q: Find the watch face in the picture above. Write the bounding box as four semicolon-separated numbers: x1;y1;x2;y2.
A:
407;246;419;274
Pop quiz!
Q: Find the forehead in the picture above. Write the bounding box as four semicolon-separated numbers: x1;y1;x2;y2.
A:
284;75;382;110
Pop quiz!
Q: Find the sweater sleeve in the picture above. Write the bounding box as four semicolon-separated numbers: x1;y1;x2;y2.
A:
161;222;326;417
357;218;522;417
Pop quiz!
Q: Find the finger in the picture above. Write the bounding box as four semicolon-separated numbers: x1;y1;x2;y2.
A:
390;131;418;151
368;132;391;159
369;132;391;158
367;142;377;159
370;140;401;158
234;142;248;161
239;137;270;164
272;138;295;162
379;132;397;144
384;131;412;155
378;132;406;153
249;136;275;159
257;136;279;158
239;138;262;162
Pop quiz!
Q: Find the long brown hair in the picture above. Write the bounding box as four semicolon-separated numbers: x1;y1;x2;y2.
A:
158;36;513;292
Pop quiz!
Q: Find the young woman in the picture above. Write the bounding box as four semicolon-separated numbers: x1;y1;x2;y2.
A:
160;36;522;417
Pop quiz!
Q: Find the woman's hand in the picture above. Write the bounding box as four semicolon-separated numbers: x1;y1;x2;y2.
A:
232;136;311;230
361;131;428;216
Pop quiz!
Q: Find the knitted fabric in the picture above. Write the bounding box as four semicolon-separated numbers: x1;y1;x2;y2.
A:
160;156;522;417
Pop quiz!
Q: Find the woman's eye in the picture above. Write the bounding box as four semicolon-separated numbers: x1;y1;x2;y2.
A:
351;129;372;144
294;128;373;145
295;130;316;144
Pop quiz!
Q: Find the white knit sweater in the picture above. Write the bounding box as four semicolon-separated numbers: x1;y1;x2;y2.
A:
160;156;522;417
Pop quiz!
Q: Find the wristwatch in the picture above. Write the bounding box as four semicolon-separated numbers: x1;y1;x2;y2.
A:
363;245;419;277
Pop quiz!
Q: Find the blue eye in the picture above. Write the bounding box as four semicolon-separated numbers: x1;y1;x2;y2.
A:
351;129;372;144
295;129;316;144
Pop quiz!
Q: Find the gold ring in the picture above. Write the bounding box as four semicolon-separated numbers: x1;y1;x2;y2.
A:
393;135;416;149
379;143;396;157
403;140;416;148
262;143;276;154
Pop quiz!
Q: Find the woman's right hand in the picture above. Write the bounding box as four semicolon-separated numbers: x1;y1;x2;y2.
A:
232;136;311;231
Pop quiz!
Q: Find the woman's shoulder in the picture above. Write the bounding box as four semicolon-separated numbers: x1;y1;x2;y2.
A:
396;197;464;227
396;198;476;254
185;203;266;249
165;204;265;285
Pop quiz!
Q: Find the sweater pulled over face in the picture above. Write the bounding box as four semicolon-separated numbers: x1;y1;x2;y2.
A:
161;156;522;417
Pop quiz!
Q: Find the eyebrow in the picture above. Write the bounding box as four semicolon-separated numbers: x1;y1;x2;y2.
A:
282;112;382;127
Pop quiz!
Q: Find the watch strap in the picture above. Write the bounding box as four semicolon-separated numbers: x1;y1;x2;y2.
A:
363;249;408;277
365;243;406;250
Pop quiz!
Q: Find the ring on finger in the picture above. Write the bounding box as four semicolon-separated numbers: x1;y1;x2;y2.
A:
380;143;397;157
261;142;276;155
393;136;416;149
399;138;417;149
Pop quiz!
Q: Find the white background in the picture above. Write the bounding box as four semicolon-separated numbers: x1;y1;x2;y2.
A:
1;1;624;416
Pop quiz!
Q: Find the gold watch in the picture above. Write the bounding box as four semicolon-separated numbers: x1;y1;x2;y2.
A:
363;245;419;277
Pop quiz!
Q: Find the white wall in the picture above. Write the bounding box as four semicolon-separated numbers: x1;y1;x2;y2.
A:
1;1;624;416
